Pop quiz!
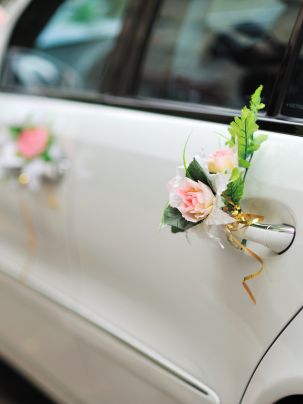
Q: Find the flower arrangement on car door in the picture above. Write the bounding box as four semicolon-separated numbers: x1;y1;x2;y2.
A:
162;86;268;304
0;122;68;282
0;124;67;191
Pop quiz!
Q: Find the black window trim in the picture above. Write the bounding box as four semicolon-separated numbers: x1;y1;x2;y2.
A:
105;0;163;95
1;0;303;137
2;86;303;137
267;2;303;117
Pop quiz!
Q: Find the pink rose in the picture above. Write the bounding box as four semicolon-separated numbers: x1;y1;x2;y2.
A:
17;128;49;159
169;176;215;222
207;148;236;173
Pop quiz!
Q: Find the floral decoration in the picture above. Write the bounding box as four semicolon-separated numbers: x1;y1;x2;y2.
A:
0;123;68;190
162;86;268;303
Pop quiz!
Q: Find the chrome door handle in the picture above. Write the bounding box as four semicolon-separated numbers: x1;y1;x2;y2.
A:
233;223;296;254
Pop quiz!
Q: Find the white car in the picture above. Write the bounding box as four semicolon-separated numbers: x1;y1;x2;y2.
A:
0;0;303;403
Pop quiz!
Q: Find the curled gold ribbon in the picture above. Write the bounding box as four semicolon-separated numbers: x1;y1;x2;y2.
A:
224;200;264;304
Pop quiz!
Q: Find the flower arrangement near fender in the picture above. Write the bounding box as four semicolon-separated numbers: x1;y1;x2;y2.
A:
0;124;67;191
0;123;68;282
162;86;268;304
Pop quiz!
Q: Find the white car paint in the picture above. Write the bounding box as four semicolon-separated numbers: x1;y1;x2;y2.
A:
0;269;216;404
0;93;302;404
0;1;303;404
243;308;303;403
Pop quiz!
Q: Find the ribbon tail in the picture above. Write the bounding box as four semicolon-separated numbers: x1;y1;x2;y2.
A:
225;229;264;304
19;196;37;282
242;245;264;304
242;280;256;305
46;186;59;209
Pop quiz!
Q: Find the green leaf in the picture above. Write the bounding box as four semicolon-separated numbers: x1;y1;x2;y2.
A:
10;126;22;139
47;134;54;147
41;133;54;161
250;134;268;152
221;86;268;208
240;108;254;161
250;85;265;116
227;86;266;160
229;167;240;182
239;158;251;168
223;175;245;206
171;226;185;233
41;150;52;162
162;205;197;232
186;158;214;192
225;85;267;203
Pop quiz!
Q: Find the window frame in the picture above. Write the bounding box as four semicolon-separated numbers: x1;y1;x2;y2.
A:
266;3;303;119
0;0;145;95
1;0;303;136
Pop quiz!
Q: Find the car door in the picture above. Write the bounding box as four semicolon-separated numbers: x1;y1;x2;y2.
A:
0;1;219;403
1;0;303;404
66;1;303;403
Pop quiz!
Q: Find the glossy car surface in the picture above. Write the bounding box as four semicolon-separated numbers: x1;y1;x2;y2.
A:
0;1;303;403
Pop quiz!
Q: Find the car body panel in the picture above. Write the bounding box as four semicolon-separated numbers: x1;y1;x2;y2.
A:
1;0;303;403
0;267;218;404
0;93;302;403
242;309;303;403
0;269;86;404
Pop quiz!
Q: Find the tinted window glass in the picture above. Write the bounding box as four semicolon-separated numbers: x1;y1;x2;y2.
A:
138;0;301;110
2;0;128;92
283;43;303;118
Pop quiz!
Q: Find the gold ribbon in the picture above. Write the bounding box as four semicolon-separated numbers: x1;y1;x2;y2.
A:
15;163;61;283
19;196;37;282
224;201;264;304
46;185;59;210
18;184;59;282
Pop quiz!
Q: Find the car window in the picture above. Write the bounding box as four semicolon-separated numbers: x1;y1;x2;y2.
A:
1;0;129;93
282;42;303;119
137;0;301;110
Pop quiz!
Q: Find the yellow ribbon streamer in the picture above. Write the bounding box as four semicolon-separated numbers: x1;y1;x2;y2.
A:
224;201;264;304
19;196;37;282
46;186;59;210
17;173;59;282
18;187;59;282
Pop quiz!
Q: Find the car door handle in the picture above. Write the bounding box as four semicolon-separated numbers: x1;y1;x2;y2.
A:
232;223;296;254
